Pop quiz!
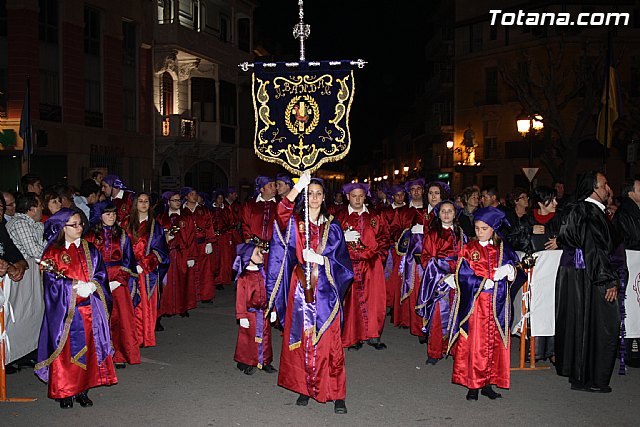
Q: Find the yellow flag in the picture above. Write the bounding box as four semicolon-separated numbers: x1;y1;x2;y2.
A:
596;66;619;148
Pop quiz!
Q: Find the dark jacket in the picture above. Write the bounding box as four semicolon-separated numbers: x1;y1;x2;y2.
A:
612;197;640;250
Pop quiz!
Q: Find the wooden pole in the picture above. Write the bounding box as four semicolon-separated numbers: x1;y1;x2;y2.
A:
0;276;37;402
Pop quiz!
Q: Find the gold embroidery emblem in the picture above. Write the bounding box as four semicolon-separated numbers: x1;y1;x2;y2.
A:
61;252;72;265
471;250;480;262
121;205;126;212
179;220;186;228
370;218;377;228
298;222;305;234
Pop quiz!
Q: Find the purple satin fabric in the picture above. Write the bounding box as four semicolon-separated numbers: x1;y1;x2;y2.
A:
574;248;586;269
145;221;170;302
384;249;393;280
401;232;423;301
36;243;113;382
248;307;265;367
416;257;455;330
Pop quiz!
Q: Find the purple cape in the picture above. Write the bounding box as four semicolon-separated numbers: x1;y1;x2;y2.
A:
265;215;353;347
401;232;424;302
35;241;113;383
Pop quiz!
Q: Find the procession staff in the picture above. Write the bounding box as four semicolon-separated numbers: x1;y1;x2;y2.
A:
86;202;140;368
126;193;169;346
182;187;216;302
35;209;117;409
233;242;276;375
416;200;466;365
266;172;353;414
335;182;390;350
448;207;519;401
156;192;198;317
101;175;136;225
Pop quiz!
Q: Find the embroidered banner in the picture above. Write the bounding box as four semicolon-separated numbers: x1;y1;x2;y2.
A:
252;61;355;174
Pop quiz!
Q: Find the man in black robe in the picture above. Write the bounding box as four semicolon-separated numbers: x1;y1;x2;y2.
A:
555;171;623;393
612;178;640;367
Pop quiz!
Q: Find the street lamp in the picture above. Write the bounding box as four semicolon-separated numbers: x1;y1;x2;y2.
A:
516;113;544;168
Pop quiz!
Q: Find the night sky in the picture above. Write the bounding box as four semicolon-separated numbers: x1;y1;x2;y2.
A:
253;0;430;169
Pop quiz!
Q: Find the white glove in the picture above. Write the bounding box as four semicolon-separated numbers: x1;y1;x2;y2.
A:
411;224;424;234
136;265;143;274
443;274;456;290
109;281;121;292
483;278;495;290
74;280;97;298
344;229;361;242
187;260;195;268
205;243;213;254
270;311;277;323
239;318;250;328
167;234;175;242
493;264;515;281
303;248;324;265
293;171;312;192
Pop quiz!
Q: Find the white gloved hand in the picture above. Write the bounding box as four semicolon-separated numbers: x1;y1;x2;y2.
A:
483;278;495;290
109;281;121;292
205;243;213;254
493;264;515;281
136;265;144;274
344;229;361;242
187;260;195;268
443;274;456;290
270;311;277;323
167;234;175;242
411;224;424;234
239;318;250;329
293;171;312;192
74;280;97;298
303;248;324;265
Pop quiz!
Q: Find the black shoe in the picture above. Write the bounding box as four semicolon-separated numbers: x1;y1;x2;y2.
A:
347;342;363;351
243;366;257;375
155;319;164;331
481;385;502;399
426;357;439;365
262;364;277;373
296;394;309;406
75;391;93;407
179;311;189;318
16;352;37;368
466;389;479;401
418;335;428;345
115;362;126;369
4;364;19;374
367;339;387;350
571;384;612;393
334;399;347;414
216;284;224;291
201;299;214;304
59;397;74;409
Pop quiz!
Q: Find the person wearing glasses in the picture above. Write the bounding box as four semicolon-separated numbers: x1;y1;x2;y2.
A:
126;193;169;346
504;187;533;253
156;191;197;318
86;201;140;369
35;208;117;409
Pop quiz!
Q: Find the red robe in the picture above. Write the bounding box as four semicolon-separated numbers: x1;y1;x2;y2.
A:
327;202;346;217
420;226;462;360
85;229;140;365
211;204;235;286
184;203;216;301
336;208;390;347
240;197;276;243
157;209;198;315
378;203;400;307
451;240;510;389
112;190;136;225
234;268;273;368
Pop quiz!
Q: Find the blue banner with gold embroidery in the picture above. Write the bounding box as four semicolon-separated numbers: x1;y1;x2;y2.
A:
252;61;355;174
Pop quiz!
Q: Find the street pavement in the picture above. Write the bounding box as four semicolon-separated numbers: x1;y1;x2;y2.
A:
2;287;639;426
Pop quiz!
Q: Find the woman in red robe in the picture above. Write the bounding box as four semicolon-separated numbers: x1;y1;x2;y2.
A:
448;207;519;400
35;209;117;408
126;193;169;347
212;191;235;289
86;201;140;368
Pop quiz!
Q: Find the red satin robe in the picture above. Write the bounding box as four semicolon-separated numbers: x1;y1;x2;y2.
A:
234;269;273;368
241;198;276;243
157;210;198;315
185;203;216;301
85;230;140;365
377;204;399;307
451;240;510;390
211;204;235;286
327;202;346;217
113;190;136;225
43;243;118;398
420;226;462;360
336;208;390;347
